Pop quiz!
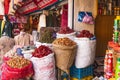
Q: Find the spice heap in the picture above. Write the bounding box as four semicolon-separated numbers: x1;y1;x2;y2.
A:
58;27;74;34
7;56;30;68
39;27;56;43
32;45;52;58
76;30;94;38
53;37;76;46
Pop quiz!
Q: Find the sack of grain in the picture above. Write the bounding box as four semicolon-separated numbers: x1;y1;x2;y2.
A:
52;37;77;74
74;38;96;68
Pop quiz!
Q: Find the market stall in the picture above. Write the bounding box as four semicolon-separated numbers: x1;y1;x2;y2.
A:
0;0;98;80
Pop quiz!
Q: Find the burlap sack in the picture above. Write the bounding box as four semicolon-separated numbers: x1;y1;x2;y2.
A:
52;44;77;74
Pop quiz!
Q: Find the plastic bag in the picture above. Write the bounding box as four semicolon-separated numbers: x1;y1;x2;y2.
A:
78;12;94;24
31;53;56;80
1;61;34;80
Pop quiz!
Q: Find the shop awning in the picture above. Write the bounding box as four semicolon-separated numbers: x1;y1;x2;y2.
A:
16;0;62;15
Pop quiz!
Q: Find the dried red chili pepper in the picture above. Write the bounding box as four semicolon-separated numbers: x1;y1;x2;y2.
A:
32;45;52;58
58;27;74;34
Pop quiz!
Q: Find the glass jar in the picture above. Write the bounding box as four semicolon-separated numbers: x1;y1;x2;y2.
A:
114;8;117;15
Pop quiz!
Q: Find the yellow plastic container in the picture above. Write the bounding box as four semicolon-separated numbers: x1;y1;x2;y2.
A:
108;78;115;80
114;16;120;30
116;16;120;20
70;77;78;80
70;76;93;80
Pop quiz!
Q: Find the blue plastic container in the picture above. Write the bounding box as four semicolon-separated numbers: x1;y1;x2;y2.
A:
70;64;93;79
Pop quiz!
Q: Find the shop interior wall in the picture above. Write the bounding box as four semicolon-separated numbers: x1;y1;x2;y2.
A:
73;0;97;34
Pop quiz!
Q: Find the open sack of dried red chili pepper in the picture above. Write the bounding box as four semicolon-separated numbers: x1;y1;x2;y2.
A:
52;37;77;74
56;27;76;41
74;30;96;68
1;56;34;80
31;45;56;80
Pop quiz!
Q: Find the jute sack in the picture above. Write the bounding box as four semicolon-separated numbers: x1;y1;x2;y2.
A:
52;44;77;74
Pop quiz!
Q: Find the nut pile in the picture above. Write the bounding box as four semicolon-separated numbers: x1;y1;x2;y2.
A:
53;37;76;46
7;56;30;68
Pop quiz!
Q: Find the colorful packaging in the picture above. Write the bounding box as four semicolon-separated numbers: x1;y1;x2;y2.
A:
104;51;114;79
107;54;113;73
115;58;120;80
114;16;120;30
104;51;109;72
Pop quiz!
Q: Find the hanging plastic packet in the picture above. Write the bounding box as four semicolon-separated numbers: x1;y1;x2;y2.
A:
78;11;94;24
16;48;23;56
90;36;96;40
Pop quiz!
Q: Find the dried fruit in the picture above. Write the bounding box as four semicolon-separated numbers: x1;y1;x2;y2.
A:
53;37;76;46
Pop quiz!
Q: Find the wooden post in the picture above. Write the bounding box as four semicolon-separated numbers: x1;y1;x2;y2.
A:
68;0;74;29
